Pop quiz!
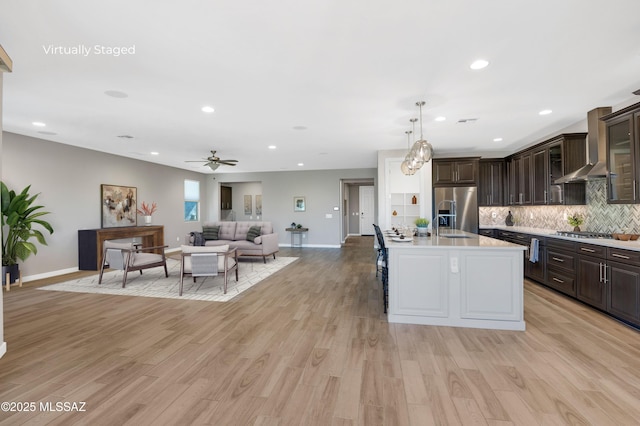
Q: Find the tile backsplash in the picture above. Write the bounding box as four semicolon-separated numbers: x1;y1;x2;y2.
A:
479;180;640;233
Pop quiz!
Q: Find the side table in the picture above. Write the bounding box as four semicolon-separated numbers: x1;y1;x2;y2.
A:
285;227;309;247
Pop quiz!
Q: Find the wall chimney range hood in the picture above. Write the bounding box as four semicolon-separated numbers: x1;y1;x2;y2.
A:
554;106;612;184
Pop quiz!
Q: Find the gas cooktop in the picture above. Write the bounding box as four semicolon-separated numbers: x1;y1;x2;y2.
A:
555;231;613;239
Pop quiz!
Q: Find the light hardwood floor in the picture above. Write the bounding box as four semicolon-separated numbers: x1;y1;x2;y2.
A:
1;236;639;425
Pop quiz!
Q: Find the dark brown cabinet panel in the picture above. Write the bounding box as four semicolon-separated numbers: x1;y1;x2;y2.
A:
607;261;640;325
577;254;607;310
545;238;577;297
532;148;548;204
478;160;504;206
507;153;532;205
605;109;638;203
433;158;479;186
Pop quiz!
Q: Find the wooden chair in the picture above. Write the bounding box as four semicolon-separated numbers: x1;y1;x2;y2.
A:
179;245;238;296
98;241;168;288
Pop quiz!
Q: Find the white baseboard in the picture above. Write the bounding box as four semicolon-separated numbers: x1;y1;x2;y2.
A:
0;341;6;359
21;267;79;283
278;243;341;248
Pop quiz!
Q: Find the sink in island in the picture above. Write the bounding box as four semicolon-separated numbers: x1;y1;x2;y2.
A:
385;230;527;331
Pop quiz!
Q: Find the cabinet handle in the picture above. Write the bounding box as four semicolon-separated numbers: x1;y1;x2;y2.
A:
552;277;564;284
599;262;603;283
544;190;548;203
611;253;630;260
634;180;637;201
581;247;595;253
604;264;609;284
552;257;564;262
516;235;524;239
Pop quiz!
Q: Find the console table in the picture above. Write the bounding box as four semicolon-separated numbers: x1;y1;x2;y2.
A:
285;227;308;247
78;226;164;270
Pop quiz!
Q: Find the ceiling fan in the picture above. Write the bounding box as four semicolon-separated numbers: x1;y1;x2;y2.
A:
186;150;238;171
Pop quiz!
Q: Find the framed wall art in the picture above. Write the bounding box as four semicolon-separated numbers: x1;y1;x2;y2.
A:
255;195;262;215
244;194;252;215
294;196;306;212
101;184;137;228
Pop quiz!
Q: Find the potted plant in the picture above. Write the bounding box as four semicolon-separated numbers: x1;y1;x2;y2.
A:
137;201;157;226
567;213;584;232
415;217;430;236
1;182;54;285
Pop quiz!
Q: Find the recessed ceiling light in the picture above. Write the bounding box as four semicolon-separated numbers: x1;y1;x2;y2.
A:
32;121;46;127
539;109;553;115
493;137;503;142
297;162;304;167
292;126;307;131
104;90;128;98
470;59;489;70
201;106;215;113
150;152;159;156
435;116;446;122
268;145;277;150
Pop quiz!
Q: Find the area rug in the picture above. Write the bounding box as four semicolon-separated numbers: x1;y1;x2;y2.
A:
37;257;298;302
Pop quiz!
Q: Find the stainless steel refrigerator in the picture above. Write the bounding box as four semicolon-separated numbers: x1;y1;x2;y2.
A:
433;186;478;233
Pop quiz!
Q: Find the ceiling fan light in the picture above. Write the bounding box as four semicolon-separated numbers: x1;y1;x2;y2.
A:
208;163;220;171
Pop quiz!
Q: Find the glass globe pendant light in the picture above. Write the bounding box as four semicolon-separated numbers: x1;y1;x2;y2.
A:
412;101;433;164
400;130;416;175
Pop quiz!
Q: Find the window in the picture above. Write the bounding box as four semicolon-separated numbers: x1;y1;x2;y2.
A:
184;179;200;222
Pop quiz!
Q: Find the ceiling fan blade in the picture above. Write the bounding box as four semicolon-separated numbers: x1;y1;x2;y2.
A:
185;160;208;163
218;161;237;166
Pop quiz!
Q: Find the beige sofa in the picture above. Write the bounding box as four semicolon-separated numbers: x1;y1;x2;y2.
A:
188;221;279;263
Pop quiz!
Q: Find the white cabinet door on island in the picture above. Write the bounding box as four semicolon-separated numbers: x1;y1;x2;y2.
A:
386;232;526;331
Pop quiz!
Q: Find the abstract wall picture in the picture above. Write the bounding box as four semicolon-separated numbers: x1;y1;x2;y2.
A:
101;184;137;228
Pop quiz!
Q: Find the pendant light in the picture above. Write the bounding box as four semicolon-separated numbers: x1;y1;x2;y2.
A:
412;101;433;164
400;130;416;175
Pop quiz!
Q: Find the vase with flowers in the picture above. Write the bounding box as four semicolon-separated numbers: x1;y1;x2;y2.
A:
137;201;157;226
567;212;584;232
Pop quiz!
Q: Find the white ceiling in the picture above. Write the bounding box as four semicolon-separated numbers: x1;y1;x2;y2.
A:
1;0;639;174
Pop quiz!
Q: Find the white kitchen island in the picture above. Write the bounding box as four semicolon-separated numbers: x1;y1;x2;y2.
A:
386;231;527;331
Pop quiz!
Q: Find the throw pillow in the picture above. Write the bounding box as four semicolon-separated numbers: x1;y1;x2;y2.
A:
253;236;262;244
202;226;220;240
190;231;205;246
246;226;261;241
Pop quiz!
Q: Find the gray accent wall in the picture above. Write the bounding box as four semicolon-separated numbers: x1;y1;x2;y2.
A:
1;132;377;278
2;132;208;279
208;168;377;247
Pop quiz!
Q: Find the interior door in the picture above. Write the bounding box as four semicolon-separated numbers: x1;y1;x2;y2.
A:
359;186;375;235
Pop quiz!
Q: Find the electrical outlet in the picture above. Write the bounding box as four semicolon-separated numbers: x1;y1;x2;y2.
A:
491;212;497;218
530;212;534;219
177;236;180;242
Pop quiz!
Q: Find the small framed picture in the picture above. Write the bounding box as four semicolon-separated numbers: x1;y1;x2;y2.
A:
294;196;306;212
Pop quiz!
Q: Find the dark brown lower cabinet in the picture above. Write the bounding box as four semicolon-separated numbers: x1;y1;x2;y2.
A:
607;261;640;325
576;254;607;311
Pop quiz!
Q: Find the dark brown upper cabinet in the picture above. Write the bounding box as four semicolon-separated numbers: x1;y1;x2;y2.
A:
529;134;587;205
433;158;479;186
479;159;504;206
507;152;532;205
603;102;640;204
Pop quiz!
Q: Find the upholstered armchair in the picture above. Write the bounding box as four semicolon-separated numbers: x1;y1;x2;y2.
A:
179;244;238;296
98;241;168;287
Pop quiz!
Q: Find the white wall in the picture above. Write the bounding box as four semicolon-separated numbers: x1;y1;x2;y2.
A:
207;168;377;247
2;132;208;280
377;149;433;230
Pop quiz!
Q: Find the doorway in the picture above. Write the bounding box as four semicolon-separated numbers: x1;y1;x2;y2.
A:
341;179;375;241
